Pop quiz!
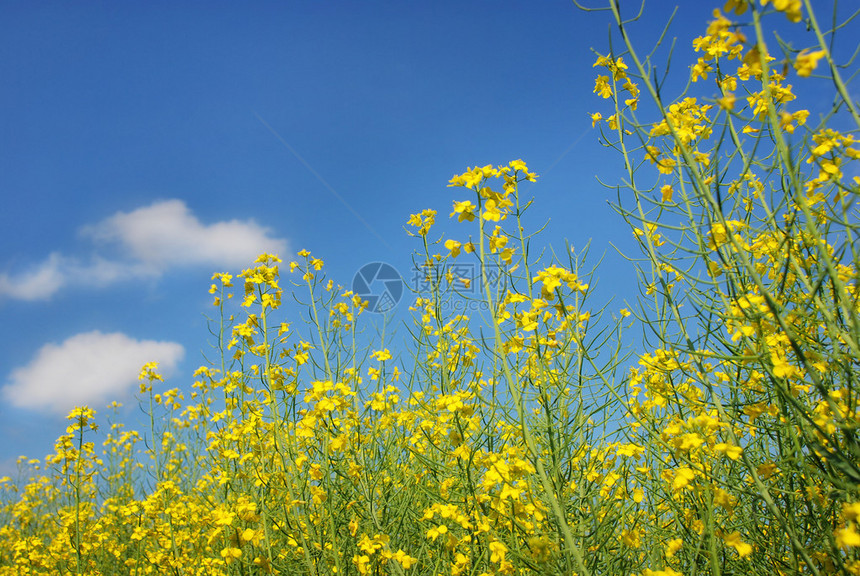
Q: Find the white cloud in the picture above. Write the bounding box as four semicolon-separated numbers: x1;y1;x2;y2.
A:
67;256;158;286
1;331;184;415
0;253;66;301
0;254;158;302
83;199;289;270
0;200;289;302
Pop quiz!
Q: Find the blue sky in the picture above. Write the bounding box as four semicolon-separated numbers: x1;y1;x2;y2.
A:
0;1;843;473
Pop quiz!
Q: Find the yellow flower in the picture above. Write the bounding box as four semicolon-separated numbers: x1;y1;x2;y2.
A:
691;57;713;82
489;541;507;563
508;159;527;171
843;502;860;522
708;220;746;250
720;76;737;92
392;549;417;569
353;554;371;575
761;0;802;23
254;252;281;263
445;239;462;258
641;569;684;576
672;467;696;491
836;525;860;548
607;113;618;130
723;531;753;558
590;112;603;126
427;524;448;540
645;146;677;174
623;80;640;108
738;45;774;80
220;547;243;564
665;538;683;557
407;209;437;236
717;91;736;110
714;442;743;460
594;75;612;99
533;266;588;300
617;443;643;457
794;49;825;77
482;198;505;222
241;528;257;542
450;200;477;222
611;56;629;80
371;348;392;362
139;361;163;383
724;0;748;15
661;185;674;202
489;226;508;253
771;353;797;378
779;110;808;133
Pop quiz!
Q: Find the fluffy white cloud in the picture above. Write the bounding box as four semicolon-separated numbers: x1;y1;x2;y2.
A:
83;199;288;270
0;254;159;302
1;331;184;415
0;253;67;301
0;200;289;302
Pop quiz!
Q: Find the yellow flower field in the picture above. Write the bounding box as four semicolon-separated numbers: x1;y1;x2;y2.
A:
1;1;858;574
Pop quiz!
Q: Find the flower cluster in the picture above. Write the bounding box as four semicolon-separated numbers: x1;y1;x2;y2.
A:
1;2;858;575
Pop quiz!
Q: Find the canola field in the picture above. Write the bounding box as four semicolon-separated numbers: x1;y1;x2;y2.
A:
1;1;859;574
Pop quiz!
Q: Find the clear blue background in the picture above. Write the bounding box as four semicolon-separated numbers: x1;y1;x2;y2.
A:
0;1;838;473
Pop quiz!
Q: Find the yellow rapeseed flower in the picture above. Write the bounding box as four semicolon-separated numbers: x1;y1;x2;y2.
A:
594;75;612;98
722;531;753;558
794;49;825;77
